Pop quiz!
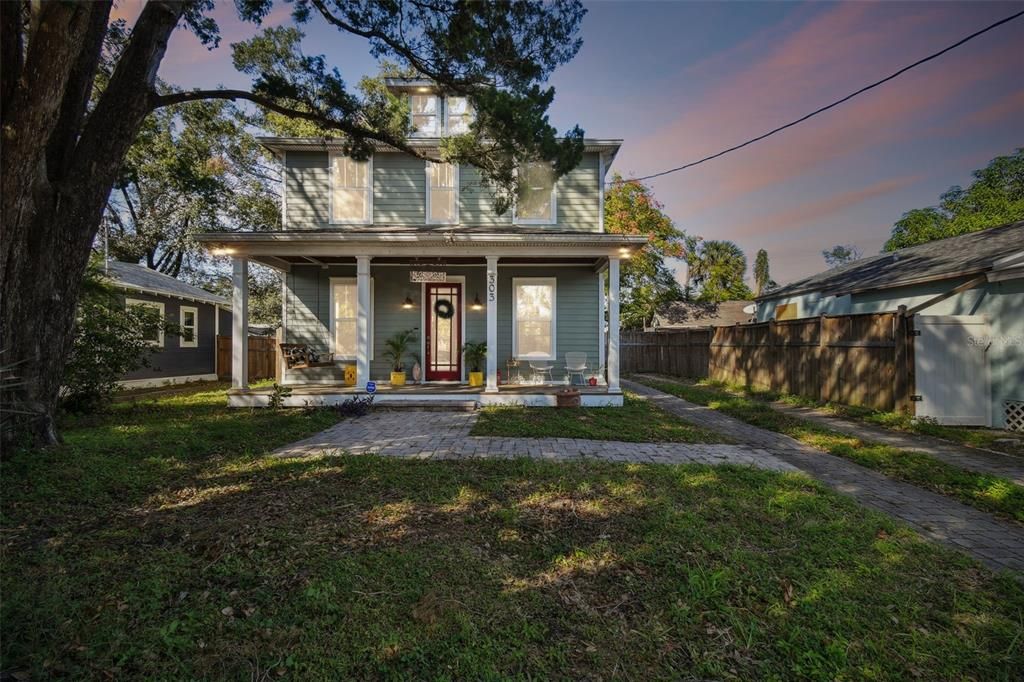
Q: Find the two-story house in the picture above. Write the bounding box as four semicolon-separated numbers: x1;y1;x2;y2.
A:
198;79;645;407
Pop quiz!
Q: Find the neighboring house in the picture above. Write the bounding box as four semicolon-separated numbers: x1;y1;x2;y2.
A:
198;79;645;407
106;260;232;388
755;222;1024;428
647;300;754;331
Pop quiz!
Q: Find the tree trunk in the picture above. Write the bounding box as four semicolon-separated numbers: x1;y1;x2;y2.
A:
1;1;185;446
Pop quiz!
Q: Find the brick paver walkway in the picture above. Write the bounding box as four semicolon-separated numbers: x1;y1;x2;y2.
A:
769;403;1024;485
625;379;1024;574
273;409;797;471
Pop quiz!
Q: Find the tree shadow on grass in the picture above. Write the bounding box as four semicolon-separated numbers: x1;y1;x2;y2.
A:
3;454;1023;680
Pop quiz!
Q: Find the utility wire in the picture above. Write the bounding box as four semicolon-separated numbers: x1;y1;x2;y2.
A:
620;9;1024;183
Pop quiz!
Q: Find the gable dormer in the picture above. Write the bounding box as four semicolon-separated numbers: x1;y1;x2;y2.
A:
383;78;474;137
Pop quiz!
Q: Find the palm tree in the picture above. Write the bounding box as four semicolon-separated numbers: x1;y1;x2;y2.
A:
689;240;753;302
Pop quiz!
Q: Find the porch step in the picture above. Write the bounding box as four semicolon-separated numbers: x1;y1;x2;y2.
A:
377;400;478;412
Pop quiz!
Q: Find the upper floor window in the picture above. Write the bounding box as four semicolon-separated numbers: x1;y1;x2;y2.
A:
446;97;473;134
427;161;459;224
410;94;439;136
514;162;556;224
330;153;371;224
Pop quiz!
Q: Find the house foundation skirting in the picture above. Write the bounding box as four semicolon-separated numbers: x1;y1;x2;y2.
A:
227;388;623;409
118;373;219;389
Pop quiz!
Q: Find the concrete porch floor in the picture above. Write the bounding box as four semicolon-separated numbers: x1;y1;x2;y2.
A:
228;382;622;408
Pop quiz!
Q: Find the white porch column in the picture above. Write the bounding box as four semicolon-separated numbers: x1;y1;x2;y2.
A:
485;256;499;392
356;256;372;390
607;257;621;393
231;257;249;390
598;270;607;381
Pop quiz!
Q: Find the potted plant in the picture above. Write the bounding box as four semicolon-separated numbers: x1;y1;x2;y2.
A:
463;341;487;387
383;328;417;386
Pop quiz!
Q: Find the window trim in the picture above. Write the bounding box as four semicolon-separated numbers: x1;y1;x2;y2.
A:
444;96;472;135
512;277;557;361
126;298;165;348
425;161;460;225
328;152;373;225
179;305;199;348
409;93;440;137
328;276;374;361
512;163;558;225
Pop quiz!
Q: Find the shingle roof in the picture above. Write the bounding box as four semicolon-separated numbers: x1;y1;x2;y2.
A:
105;261;229;306
760;221;1024;300
652;300;755;328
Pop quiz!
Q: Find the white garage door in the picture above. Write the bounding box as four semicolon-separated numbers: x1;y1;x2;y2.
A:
914;315;991;426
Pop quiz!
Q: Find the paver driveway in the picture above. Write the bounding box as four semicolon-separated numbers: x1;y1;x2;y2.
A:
273;408;797;471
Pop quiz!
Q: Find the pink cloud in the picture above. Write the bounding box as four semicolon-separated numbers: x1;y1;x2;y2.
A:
730;174;923;240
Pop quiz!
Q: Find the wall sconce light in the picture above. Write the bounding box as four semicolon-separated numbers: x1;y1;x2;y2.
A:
402;295;415;309
471;293;484;310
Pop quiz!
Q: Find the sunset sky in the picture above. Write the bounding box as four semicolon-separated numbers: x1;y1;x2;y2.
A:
118;0;1024;286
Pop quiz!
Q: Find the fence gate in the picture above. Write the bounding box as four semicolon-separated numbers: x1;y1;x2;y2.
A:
914;315;991;426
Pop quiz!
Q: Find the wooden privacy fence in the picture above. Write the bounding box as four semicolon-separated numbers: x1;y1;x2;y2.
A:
622;311;915;413
217;335;278;382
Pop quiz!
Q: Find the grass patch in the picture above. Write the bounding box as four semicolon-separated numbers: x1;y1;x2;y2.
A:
471;392;727;442
3;387;1024;679
632;376;1024;523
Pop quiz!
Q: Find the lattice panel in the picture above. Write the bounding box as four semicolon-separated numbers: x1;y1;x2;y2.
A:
1005;401;1024;433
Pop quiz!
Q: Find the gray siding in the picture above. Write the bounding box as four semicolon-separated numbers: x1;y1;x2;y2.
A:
284;264;601;383
283;151;601;232
121;292;219;380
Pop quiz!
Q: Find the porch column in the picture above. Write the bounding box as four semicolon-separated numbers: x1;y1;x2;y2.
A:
485;256;499;392
607;257;621;393
598;270;607;381
231;256;249;390
356;255;372;390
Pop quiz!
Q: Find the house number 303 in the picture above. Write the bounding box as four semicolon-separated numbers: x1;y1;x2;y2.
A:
487;272;497;302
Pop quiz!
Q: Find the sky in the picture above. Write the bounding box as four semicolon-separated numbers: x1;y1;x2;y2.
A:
116;0;1024;286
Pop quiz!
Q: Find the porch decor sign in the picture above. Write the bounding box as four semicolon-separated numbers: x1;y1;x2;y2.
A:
410;270;446;282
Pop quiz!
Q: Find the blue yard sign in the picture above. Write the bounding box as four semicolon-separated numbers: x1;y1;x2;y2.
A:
365;381;377;394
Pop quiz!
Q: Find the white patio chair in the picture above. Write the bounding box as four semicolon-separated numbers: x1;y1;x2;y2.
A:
528;361;554;384
564;352;589;385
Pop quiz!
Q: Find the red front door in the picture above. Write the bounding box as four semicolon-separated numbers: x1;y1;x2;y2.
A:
425;282;462;381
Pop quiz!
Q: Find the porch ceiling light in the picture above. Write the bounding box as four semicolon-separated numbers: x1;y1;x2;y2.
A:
402;295;415;309
211;247;236;256
471;293;484;310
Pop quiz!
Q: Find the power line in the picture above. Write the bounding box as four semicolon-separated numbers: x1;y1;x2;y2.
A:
620;9;1024;184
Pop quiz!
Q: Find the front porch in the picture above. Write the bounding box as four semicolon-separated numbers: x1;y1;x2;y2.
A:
199;230;647;408
229;381;620;408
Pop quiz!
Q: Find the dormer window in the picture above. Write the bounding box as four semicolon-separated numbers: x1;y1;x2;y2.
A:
514;162;557;225
410;94;439;136
446;97;473;134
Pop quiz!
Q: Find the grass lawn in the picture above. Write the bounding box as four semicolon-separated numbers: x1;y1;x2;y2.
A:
3;387;1024;679
632;376;1024;524
471;392;727;442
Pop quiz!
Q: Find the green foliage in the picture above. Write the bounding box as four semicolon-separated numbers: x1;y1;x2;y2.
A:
267;383;293;410
689;240;753;302
753;249;776;296
604;175;691;328
462;341;487;372
383;329;418;372
200;265;282;327
884;148;1024;251
61;262;178;413
821;244;862;268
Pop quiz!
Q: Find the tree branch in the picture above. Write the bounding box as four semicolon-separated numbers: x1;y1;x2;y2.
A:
151;88;440;161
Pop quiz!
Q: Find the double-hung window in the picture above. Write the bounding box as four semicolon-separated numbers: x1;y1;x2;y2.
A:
330;153;371;224
410;94;439;136
330;278;373;360
514;161;556;224
427;161;458;224
126;299;165;347
446;97;473;134
513;278;556;360
179;306;198;348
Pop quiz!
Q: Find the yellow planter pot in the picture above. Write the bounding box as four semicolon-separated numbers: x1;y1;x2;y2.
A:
390;371;407;386
343;365;357;386
468;371;484;387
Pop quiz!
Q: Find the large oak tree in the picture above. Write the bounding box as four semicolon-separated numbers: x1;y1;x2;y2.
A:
1;0;586;444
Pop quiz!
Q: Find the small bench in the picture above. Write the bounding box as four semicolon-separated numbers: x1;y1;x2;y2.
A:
279;344;335;369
